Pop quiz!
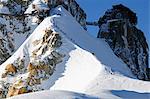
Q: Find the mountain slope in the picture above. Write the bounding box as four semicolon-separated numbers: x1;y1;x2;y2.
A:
86;73;150;99
0;5;101;98
0;6;149;99
0;0;87;65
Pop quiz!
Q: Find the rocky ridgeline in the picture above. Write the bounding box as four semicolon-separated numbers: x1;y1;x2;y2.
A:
0;28;64;98
97;4;149;80
32;0;86;30
0;0;86;65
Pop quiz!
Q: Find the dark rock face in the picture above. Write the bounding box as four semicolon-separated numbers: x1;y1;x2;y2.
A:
97;4;149;80
48;0;87;30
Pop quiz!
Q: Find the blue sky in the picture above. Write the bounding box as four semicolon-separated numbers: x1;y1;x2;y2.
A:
76;0;150;46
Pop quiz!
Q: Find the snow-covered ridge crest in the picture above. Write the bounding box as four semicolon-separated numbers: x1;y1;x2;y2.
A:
0;0;87;65
0;6;101;98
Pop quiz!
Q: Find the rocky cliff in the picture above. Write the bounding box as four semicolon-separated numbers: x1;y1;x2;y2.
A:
97;4;149;80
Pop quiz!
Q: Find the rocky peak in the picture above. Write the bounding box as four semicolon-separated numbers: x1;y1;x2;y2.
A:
97;4;149;80
98;4;137;27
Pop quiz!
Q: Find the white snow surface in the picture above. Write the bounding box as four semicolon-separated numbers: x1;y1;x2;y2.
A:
49;46;102;92
8;90;98;99
1;6;150;99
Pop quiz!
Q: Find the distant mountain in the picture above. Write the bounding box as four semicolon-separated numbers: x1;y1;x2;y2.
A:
97;4;149;80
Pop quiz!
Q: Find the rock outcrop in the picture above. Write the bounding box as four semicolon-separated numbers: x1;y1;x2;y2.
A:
0;28;64;98
97;4;149;80
47;0;87;30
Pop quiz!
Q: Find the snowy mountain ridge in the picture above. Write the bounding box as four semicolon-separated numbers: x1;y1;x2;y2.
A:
0;6;149;99
0;0;87;65
0;0;149;99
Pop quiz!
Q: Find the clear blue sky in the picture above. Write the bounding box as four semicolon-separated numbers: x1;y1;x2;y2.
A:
76;0;150;67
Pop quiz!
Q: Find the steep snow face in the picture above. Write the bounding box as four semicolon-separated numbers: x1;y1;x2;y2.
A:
0;6;100;98
0;6;150;99
49;46;103;92
51;6;134;78
0;0;87;65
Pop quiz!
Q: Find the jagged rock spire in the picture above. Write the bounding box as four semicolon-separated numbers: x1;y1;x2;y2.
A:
97;4;149;80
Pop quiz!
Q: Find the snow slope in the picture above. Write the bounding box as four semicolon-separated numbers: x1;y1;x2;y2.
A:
86;73;150;99
50;6;135;78
45;6;150;99
8;90;98;99
0;7;102;93
1;6;150;99
0;6;103;97
48;46;102;92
